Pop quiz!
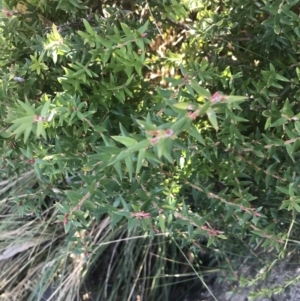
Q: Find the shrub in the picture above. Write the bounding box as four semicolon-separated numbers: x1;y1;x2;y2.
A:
1;0;300;300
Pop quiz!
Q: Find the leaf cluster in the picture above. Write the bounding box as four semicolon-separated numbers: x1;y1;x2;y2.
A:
2;0;300;298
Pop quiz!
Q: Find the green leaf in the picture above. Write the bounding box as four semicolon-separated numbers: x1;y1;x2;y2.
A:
265;117;271;130
289;183;295;198
52;51;58;64
120;196;130;211
64;222;71;234
111;136;138;147
83;19;95;35
190;214;211;227
159;215;166;232
270;118;287;127
52;24;62;40
119;123;129;137
128;217;138;232
157;138;166;159
207;237;216;247
108;140;151;167
171;116;191;134
234;116;248;122
137;21;149;34
190;81;211;98
17;100;35;115
110;212;124;228
66;191;82;204
0;131;13;138
136;148;145;174
199;101;211;115
97;36;112;48
136;119;157;131
83;200;97;210
189;125;205;145
275;73;290;82
274;24;281;34
276;186;289;195
125;139;150;153
224;95;247;103
207;108;218;130
125;155;133;181
41;101;51;116
294;121;300;134
173;103;199;110
36;122;45;138
101;134;116;147
114;161;123;180
121;23;132;36
24;125;32;143
20;147;30;158
286;144;295;162
11;116;34;124
11;123;32;135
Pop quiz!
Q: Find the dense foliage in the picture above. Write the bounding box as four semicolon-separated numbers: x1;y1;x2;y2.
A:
1;0;300;300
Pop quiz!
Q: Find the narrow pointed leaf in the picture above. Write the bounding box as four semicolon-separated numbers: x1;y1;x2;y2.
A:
207;108;218;130
125;155;133;181
190;81;211;98
111;136;138;147
136;149;145;174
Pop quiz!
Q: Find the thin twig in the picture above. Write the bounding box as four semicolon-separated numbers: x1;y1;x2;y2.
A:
146;0;163;36
165;17;191;31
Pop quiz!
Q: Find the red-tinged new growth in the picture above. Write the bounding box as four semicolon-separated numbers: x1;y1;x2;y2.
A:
252;208;261;217
187;109;200;120
131;211;151;219
34;115;46;122
165;129;174;137
202;225;223;237
63;213;69;225
211;91;226;103
2;8;13;18
84;252;90;259
240;205;261;217
147;129;175;144
150;137;160;145
141;33;147;38
147;130;162;136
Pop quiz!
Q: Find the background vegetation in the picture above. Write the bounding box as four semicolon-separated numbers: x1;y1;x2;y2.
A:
1;0;300;300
